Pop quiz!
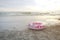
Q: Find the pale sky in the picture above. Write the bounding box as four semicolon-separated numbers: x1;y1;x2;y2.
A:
0;0;60;12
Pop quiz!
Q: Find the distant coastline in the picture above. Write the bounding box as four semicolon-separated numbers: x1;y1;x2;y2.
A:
0;12;60;16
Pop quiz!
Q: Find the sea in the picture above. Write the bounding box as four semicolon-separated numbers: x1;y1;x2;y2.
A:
0;12;60;31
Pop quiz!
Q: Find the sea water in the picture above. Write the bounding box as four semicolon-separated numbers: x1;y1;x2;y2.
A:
0;12;60;31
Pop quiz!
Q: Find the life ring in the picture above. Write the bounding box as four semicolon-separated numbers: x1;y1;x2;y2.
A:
28;22;46;30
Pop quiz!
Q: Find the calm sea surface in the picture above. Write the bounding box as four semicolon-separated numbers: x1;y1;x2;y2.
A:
0;13;60;31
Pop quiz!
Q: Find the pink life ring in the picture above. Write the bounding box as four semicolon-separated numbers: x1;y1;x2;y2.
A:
28;22;45;30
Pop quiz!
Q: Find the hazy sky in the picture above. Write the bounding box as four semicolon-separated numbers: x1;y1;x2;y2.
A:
0;0;60;12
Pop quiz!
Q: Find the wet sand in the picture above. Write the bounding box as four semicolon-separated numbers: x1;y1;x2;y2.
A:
0;16;60;40
0;26;60;40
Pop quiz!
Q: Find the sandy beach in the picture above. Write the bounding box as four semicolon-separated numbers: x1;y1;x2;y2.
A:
0;16;60;40
0;25;60;40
